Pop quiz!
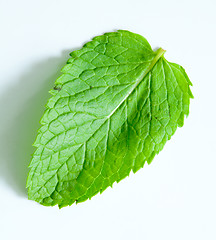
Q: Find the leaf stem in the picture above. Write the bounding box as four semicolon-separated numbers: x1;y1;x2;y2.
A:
152;47;166;66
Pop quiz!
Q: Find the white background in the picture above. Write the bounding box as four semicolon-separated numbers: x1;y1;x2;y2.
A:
0;0;215;239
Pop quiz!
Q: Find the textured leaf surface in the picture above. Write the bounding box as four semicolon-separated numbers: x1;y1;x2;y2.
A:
27;30;193;208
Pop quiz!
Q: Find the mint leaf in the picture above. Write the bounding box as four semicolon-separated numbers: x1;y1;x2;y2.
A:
27;30;193;208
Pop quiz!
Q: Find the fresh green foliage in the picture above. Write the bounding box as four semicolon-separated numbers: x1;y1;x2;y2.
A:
27;30;193;208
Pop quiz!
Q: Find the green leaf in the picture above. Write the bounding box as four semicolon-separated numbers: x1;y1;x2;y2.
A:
27;30;193;208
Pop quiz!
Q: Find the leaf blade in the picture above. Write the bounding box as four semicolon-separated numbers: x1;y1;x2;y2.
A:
27;30;193;207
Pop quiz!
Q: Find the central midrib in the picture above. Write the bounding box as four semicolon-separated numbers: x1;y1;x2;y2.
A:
31;48;166;203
